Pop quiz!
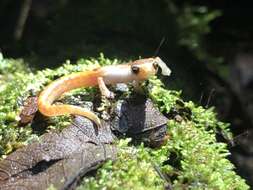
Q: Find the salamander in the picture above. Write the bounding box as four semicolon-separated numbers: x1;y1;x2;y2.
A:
38;57;171;127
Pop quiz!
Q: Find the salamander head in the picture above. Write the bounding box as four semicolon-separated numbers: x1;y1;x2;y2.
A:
130;57;171;80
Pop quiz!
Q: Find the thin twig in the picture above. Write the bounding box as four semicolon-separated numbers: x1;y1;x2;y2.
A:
154;37;166;57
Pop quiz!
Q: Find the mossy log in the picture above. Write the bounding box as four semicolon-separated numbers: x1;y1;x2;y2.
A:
0;54;249;189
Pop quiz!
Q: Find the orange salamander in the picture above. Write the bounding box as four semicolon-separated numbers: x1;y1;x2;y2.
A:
38;57;171;127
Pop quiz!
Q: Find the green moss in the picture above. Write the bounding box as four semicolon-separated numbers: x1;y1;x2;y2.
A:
79;139;166;190
0;53;118;155
78;76;249;190
0;53;249;189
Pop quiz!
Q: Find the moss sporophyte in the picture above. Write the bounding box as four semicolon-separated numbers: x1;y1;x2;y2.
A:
0;53;249;189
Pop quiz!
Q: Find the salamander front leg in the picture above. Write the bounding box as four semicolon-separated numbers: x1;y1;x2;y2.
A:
97;77;114;119
97;77;115;99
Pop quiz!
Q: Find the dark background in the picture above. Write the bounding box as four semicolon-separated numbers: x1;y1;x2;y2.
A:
1;0;253;187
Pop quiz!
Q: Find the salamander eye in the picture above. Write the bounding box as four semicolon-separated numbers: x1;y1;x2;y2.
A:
131;65;140;74
153;62;159;70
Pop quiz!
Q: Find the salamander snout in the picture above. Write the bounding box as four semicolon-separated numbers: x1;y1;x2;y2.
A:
131;57;170;80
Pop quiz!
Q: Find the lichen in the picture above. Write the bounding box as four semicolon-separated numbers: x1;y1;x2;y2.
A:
0;53;249;189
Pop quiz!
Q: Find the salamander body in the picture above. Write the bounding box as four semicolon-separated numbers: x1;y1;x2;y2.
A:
38;57;170;127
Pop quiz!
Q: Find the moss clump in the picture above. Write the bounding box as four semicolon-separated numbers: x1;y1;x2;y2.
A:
78;77;249;190
0;54;249;189
79;139;166;190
